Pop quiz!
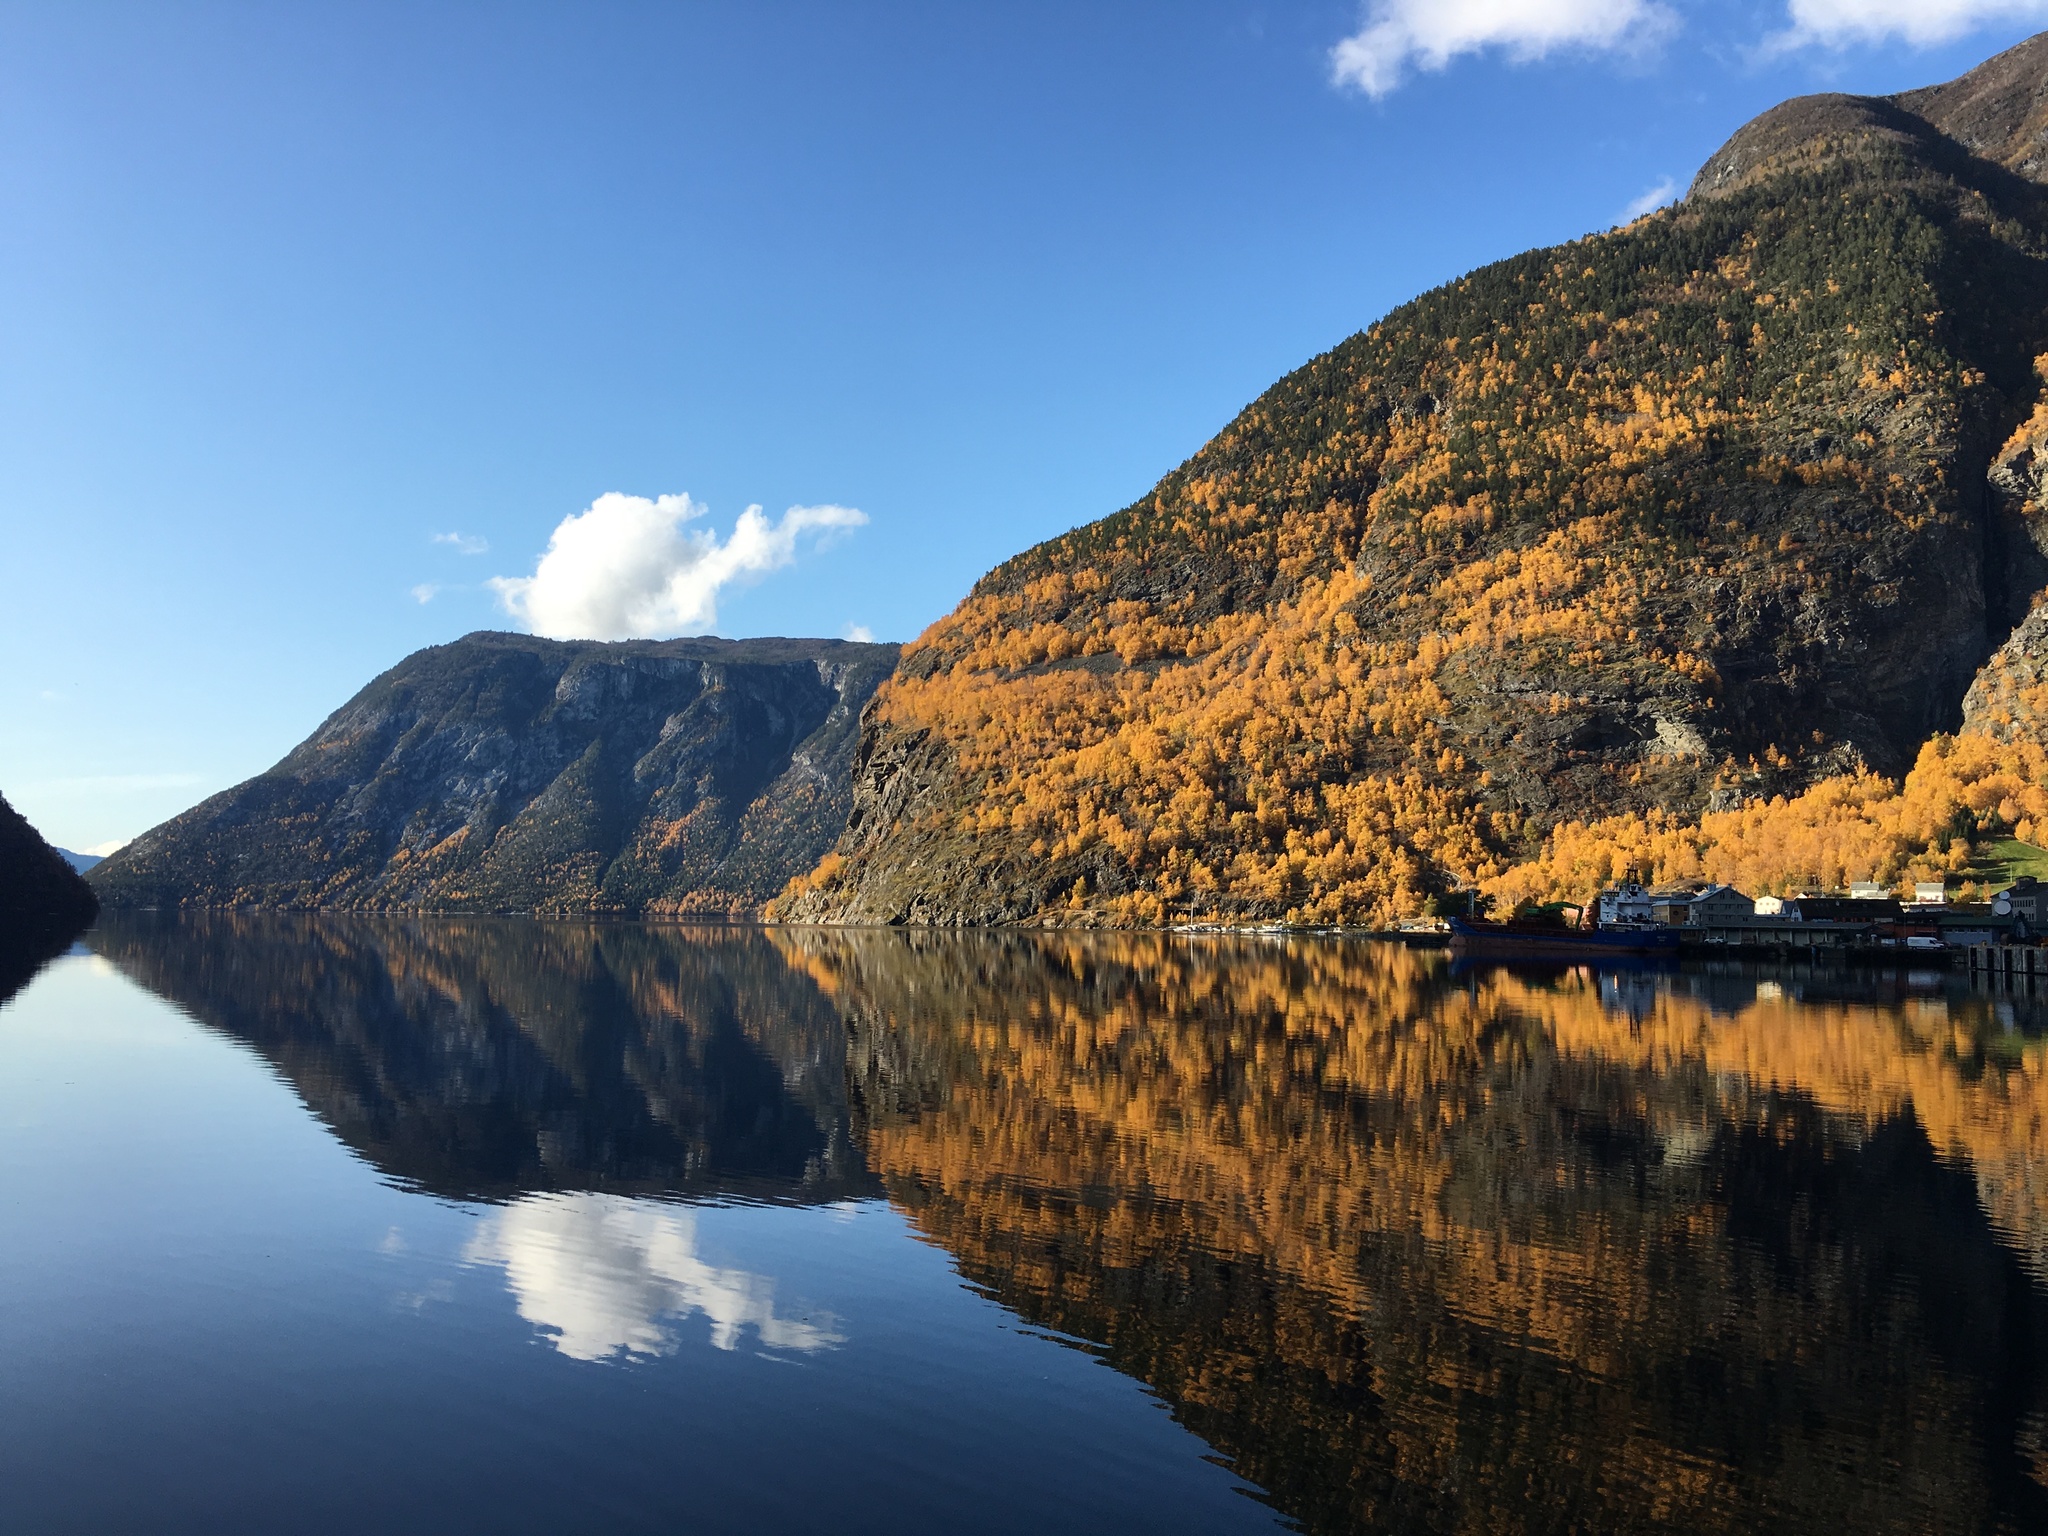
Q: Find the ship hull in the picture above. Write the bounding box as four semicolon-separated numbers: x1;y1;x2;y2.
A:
1447;918;1682;958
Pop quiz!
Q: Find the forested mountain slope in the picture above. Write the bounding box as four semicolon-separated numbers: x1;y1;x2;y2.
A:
91;632;898;915
786;33;2048;926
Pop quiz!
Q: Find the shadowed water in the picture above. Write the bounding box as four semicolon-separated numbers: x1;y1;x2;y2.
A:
3;912;2044;1533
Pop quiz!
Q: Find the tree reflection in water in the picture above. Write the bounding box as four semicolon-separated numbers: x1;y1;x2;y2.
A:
95;913;2048;1535
788;930;2048;1536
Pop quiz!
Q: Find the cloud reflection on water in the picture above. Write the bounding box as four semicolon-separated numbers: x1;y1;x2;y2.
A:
463;1192;844;1362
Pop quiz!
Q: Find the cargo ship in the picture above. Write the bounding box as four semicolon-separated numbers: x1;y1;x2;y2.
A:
1446;916;1682;959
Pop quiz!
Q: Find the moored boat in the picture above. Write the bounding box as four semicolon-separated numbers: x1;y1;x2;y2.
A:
1447;916;1681;958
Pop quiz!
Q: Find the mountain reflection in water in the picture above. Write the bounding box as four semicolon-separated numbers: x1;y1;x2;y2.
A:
93;911;872;1204
93;912;2048;1535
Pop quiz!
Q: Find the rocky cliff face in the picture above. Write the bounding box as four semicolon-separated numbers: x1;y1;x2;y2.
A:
91;632;899;915
0;792;99;1002
1964;598;2048;742
788;33;2048;927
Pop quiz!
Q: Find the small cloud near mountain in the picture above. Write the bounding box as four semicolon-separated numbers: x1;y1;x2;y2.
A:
410;583;440;604
52;837;128;875
1622;176;1678;220
1331;0;1675;98
488;492;866;642
844;623;876;643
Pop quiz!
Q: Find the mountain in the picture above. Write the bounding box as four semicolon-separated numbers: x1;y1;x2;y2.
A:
0;792;99;1002
54;848;102;875
90;631;899;915
784;34;2048;927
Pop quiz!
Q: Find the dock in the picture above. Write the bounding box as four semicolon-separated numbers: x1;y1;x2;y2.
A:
1966;944;2048;982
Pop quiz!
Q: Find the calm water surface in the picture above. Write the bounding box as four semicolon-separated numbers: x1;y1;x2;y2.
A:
3;913;2046;1534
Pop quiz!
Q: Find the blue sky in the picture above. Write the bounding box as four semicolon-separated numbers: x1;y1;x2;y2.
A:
7;0;2048;850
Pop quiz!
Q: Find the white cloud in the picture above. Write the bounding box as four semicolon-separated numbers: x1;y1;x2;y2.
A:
1332;0;1675;97
1622;175;1678;220
463;1192;844;1362
1772;0;2048;49
410;583;440;605
81;837;129;857
843;623;876;643
432;531;489;555
488;492;867;642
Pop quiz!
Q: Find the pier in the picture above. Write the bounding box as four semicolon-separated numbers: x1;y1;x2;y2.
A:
1966;945;2048;982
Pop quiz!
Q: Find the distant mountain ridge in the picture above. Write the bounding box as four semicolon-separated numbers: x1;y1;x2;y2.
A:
783;32;2048;926
91;632;898;915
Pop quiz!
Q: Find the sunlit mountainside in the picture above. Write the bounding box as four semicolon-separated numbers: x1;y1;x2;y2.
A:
786;33;2048;926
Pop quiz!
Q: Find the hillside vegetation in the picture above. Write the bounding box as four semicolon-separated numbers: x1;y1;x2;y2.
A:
786;35;2048;925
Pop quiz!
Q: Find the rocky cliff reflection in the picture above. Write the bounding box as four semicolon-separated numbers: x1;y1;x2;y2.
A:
91;911;873;1204
93;914;2048;1533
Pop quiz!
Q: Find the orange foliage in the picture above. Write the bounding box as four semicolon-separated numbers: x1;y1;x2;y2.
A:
1490;729;2048;905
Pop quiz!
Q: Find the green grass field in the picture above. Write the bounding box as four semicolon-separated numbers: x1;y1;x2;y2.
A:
1961;838;2048;892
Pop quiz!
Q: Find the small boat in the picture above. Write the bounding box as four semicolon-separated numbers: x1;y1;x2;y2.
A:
1447;916;1681;958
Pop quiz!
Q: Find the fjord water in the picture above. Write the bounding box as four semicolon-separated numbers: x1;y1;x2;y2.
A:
3;919;2045;1535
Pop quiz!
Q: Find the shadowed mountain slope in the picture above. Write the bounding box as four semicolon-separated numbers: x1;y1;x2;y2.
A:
91;632;898;915
785;34;2048;927
0;792;98;1003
